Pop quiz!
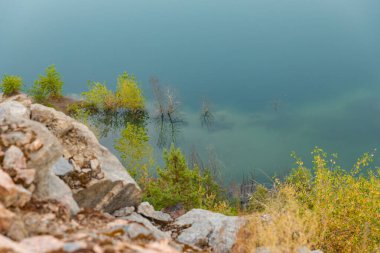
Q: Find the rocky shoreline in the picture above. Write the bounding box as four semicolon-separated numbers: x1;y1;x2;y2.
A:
0;94;245;253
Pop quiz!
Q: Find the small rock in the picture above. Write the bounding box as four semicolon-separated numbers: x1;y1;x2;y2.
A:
6;218;29;241
0;234;29;253
81;168;92;174
90;159;100;170
1;131;31;147
25;138;43;152
113;206;135;217
3;145;27;172
0;203;15;233
63;241;88;252
0;169;31;207
96;172;104;180
137;202;173;223
120;212;171;240
20;235;64;253
15;169;36;186
52;157;73;176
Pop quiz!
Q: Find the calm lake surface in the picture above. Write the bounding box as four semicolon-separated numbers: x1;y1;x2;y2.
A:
1;0;380;183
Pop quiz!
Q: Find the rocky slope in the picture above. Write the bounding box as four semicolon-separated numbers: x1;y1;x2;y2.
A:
0;94;245;253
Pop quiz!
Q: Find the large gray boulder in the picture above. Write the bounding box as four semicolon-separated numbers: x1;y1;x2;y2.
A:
174;209;245;253
30;104;141;212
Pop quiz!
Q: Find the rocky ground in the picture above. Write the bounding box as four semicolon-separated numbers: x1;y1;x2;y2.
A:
0;94;245;253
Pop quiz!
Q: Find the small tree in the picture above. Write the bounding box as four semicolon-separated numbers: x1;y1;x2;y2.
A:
144;144;206;210
0;75;23;96
115;72;145;112
30;65;63;102
82;82;115;111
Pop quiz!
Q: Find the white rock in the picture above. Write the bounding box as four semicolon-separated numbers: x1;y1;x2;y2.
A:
52;157;73;176
137;202;173;223
174;209;245;253
31;104;141;212
0;101;30;120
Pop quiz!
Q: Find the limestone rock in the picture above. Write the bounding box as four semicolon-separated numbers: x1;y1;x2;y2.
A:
113;206;135;217
0;203;15;233
52;157;73;176
138;202;173;223
3;145;27;174
0;169;31;207
0;101;30;121
44;170;80;215
31;104;141;212
120;212;171;240
63;241;88;252
0;234;29;253
0;93;32;108
174;209;245;253
20;235;64;253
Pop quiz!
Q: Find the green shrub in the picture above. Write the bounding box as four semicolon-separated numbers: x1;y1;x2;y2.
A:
115;72;145;112
143;144;235;214
274;148;379;252
0;75;23;96
143;144;205;210
30;65;63;102
82;82;115;111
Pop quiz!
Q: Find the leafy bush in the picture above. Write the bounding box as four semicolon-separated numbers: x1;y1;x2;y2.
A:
0;75;23;96
301;148;380;252
30;65;63;102
115;72;145;112
82;82;115;111
114;123;153;183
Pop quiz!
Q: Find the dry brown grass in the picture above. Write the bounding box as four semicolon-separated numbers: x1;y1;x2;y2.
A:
233;186;318;253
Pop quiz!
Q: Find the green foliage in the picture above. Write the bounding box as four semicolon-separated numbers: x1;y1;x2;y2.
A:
0;75;23;96
115;72;145;112
285;148;380;253
143;144;235;214
1;75;23;96
115;123;153;182
82;82;115;111
81;72;145;115
143;144;205;210
30;65;63;102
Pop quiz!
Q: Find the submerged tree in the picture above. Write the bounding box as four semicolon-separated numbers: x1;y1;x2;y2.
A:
150;77;184;148
200;99;215;129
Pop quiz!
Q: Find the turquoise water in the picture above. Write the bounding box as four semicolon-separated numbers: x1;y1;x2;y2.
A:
1;0;380;183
